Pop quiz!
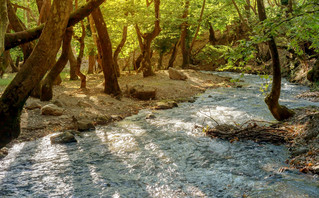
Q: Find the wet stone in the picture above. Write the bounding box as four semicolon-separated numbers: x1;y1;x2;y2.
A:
50;132;77;144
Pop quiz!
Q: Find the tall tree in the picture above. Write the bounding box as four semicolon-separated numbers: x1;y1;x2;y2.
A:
92;7;121;95
257;0;294;121
0;0;8;60
0;0;73;148
180;0;190;68
40;28;73;101
135;0;161;77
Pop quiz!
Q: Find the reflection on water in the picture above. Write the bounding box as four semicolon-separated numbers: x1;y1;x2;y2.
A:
0;72;319;197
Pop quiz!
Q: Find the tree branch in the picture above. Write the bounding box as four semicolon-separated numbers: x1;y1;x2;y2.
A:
5;0;105;50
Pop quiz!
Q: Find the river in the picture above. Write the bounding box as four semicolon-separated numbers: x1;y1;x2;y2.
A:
0;72;319;197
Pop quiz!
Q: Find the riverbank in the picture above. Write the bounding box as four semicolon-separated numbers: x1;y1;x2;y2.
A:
0;69;232;150
1;69;319;175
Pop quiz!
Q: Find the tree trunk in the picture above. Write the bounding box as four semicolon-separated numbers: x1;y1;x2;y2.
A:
113;25;128;77
181;0;190;68
68;46;78;80
189;0;206;53
257;0;294;121
0;0;8;76
135;0;161;77
40;27;73;101
209;22;217;45
88;14;102;72
0;0;8;56
75;22;87;89
88;52;95;74
157;52;164;70
92;7;121;95
7;1;34;62
5;0;105;51
167;39;180;69
0;0;72;148
37;0;51;25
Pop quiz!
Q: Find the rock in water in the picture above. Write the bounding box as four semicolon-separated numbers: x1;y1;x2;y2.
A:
169;68;188;80
50;132;77;144
154;101;178;110
77;120;95;131
41;104;63;116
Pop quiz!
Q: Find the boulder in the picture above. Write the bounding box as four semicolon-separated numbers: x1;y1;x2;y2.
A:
25;101;42;110
41;104;63;116
77;120;95;131
96;115;112;125
128;85;156;100
146;113;156;119
50;132;77;144
154;101;178;110
169;68;187;80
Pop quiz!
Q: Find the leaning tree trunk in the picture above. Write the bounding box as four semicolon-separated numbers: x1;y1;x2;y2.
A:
113;25;128;77
257;0;294;121
167;39;180;69
92;7;121;95
0;0;72;149
40;27;73;101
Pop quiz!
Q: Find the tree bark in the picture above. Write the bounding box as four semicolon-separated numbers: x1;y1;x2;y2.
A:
113;25;128;77
40;27;73;101
92;7;121;95
0;0;72;148
181;0;190;68
68;46;78;80
37;0;51;24
257;0;294;121
88;52;95;74
167;39;180;69
5;0;105;50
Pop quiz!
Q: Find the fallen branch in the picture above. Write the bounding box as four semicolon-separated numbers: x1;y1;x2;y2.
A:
205;122;292;145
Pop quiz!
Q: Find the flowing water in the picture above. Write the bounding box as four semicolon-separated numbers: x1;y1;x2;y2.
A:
1;72;319;197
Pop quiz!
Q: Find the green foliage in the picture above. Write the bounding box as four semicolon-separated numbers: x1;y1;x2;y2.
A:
259;74;271;95
196;44;230;65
